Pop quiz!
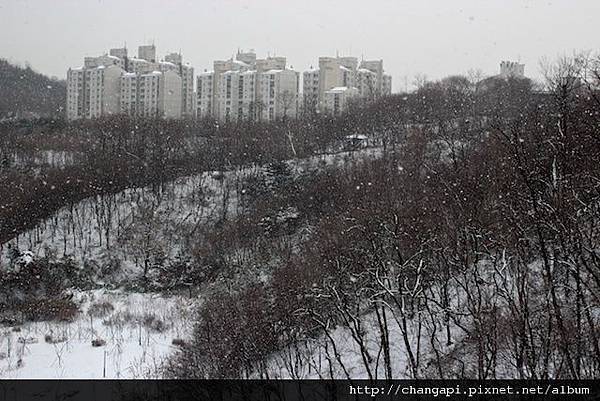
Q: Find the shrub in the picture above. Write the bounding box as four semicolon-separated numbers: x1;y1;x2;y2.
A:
87;301;115;318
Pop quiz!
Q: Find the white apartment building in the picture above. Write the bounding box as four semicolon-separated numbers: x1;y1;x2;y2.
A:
217;70;258;122
197;71;214;119
165;53;195;117
120;72;138;116
138;44;157;63
120;70;182;118
197;50;299;122
66;67;85;120
303;55;392;115
323;87;359;117
66;64;123;120
356;68;378;99
87;65;122;118
359;59;384;95
67;44;191;120
383;74;392;95
500;61;525;78
302;67;319;113
257;69;299;121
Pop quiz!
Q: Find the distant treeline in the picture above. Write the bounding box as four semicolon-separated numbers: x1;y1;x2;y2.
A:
0;59;66;118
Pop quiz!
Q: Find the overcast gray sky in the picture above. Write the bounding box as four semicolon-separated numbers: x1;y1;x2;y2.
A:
1;0;598;91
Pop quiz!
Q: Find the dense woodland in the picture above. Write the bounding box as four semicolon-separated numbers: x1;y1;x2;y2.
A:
0;59;65;119
1;53;600;379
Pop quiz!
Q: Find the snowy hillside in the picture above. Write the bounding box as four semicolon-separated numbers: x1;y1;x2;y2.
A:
0;147;381;379
1;147;381;282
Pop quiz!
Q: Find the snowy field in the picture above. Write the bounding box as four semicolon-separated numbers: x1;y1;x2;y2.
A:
0;289;195;378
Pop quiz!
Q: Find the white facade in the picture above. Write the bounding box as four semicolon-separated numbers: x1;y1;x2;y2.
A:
323;87;359;116
66;68;85;120
302;68;319;113
196;71;214;119
164;53;195;117
356;68;378;99
304;55;391;115
359;59;384;95
179;64;195;117
500;61;525;78
120;70;182;118
120;73;138;116
257;69;299;121
66;65;123;120
67;44;192;120
197;50;299;122
217;70;258;122
383;74;392;95
159;70;183;118
137;72;161;117
138;45;156;62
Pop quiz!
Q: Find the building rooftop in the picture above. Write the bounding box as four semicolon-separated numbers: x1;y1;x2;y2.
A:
327;86;351;93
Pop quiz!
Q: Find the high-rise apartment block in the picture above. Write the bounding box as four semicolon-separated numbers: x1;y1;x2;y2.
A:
66;44;193;120
499;61;525;78
302;55;392;115
67;46;393;121
196;50;300;122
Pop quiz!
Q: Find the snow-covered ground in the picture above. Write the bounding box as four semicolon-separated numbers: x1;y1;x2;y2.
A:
0;289;196;378
264;310;413;379
0;146;383;379
1;147;382;279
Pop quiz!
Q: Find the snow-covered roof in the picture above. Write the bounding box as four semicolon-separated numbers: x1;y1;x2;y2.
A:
159;61;177;67
340;66;351;71
264;69;283;74
327;86;350;92
129;57;150;63
141;71;162;77
345;134;368;140
123;72;137;77
198;70;214;76
357;68;376;74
